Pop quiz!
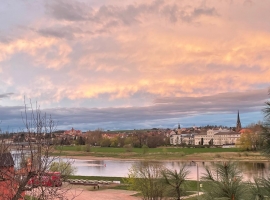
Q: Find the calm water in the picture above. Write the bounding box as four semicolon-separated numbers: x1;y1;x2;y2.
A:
66;159;270;181
10;149;269;181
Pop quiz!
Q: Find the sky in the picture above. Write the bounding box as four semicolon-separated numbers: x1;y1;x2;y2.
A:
0;0;269;131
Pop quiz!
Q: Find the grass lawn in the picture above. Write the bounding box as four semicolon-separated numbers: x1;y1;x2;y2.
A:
56;146;240;154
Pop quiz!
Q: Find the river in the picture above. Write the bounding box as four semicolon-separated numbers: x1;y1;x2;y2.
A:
67;159;270;181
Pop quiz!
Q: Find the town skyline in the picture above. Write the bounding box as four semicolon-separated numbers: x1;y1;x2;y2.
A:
0;0;269;131
0;106;265;132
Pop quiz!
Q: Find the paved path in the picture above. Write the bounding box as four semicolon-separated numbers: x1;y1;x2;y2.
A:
66;189;140;200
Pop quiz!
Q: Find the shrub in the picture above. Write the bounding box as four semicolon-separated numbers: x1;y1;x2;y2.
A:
50;161;77;179
162;148;168;154
76;145;82;151
100;138;111;147
124;144;133;152
142;145;149;154
178;151;185;157
85;144;91;152
215;153;221;158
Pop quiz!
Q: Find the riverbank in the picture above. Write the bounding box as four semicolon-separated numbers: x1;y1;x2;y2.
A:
57;148;269;162
66;153;268;162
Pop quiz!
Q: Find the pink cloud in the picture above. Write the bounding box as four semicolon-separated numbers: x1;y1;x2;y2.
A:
0;0;269;104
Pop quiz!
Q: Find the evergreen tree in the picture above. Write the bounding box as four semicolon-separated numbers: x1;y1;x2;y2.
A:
260;91;270;156
162;165;190;200
200;162;250;200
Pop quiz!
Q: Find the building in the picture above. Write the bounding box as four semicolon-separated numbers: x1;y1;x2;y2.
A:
194;128;240;145
170;131;181;145
64;128;82;136
0;152;25;199
194;111;242;145
170;124;196;145
171;111;242;146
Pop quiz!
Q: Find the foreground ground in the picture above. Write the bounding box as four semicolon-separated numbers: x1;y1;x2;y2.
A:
64;188;199;200
61;184;199;200
26;182;200;200
26;184;140;200
65;189;139;200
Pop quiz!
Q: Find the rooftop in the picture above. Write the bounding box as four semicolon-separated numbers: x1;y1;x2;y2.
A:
0;152;14;167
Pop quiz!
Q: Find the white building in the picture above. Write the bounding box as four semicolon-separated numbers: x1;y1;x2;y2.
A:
170;132;182;145
170;127;195;145
194;128;240;145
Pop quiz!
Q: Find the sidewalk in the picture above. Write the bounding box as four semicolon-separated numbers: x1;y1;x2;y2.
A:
183;191;204;199
65;189;140;200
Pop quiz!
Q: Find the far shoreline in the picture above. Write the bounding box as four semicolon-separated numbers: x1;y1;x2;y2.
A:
63;154;270;163
55;146;270;163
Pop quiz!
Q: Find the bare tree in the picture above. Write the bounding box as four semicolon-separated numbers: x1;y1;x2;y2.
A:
0;100;80;200
86;129;103;146
126;162;166;200
132;131;147;148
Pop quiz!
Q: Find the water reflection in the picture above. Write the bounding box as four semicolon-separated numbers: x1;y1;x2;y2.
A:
68;160;137;177
237;162;268;180
65;159;270;181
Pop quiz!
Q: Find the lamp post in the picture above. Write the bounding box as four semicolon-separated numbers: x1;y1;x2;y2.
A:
192;161;199;198
197;163;199;198
58;144;63;172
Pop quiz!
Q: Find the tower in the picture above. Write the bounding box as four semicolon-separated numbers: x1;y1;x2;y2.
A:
236;111;242;132
177;123;181;134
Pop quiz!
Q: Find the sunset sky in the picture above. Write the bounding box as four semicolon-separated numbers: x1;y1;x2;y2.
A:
0;0;269;131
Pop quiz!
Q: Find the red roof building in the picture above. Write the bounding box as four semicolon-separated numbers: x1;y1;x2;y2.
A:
64;128;82;136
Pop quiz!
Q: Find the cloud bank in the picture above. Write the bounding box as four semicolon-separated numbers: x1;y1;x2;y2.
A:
0;0;269;130
0;89;268;131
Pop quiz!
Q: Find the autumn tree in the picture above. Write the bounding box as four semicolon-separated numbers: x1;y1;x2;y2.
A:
237;124;262;151
0;100;78;200
100;137;111;147
85;129;103;146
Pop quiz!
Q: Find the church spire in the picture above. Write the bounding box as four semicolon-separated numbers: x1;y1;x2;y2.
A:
236;110;242;132
177;123;181;135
